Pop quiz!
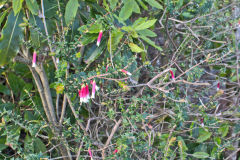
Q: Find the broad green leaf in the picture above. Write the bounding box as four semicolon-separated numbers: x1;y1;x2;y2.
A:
218;124;229;137
119;0;134;21
0;11;23;66
12;0;23;15
129;43;144;53
8;72;25;96
85;42;105;64
140;36;162;51
144;0;163;10
192;152;209;158
132;0;140;13
108;29;124;53
197;130;212;143
64;0;79;26
136;0;148;10
137;29;157;37
135;19;157;31
26;0;39;15
0;136;7;151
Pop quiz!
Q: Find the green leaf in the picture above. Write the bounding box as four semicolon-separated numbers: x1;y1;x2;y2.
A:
119;0;134;21
34;137;47;153
64;0;79;26
218;124;229;137
24;134;34;153
88;23;102;33
108;29;124;53
0;11;23;66
132;17;148;28
29;13;45;48
182;12;194;18
129;43;144;53
144;0;163;10
12;0;24;15
81;33;98;45
132;0;140;13
197;129;212;143
135;19;157;31
8;72;25;96
108;0;118;9
137;29;157;37
0;8;10;26
192;152;209;158
85;43;105;64
26;0;39;15
0;136;7;151
136;0;148;10
140;35;162;51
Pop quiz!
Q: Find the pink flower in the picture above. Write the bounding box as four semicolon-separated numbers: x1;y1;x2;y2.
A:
200;118;204;127
91;80;99;99
88;148;93;159
169;70;175;80
96;30;103;47
32;51;37;67
79;84;90;103
113;149;118;154
106;65;109;72
217;82;220;91
121;69;132;76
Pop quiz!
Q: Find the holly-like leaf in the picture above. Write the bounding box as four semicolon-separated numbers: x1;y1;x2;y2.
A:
0;11;23;66
26;0;39;15
65;0;79;26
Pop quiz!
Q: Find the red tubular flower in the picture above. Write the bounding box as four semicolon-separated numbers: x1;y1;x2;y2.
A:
169;70;175;80
113;149;118;154
121;69;132;76
217;82;220;91
88;148;93;159
79;84;85;103
32;51;37;67
91;80;96;98
96;30;103;47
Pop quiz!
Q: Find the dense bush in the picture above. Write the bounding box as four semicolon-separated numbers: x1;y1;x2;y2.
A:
0;0;239;159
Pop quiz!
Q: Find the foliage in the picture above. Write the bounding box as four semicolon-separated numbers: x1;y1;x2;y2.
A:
0;0;240;159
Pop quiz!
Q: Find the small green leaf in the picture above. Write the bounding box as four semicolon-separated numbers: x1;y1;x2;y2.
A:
140;36;162;51
197;130;212;143
13;0;24;15
34;137;47;153
135;19;157;31
108;29;124;53
137;29;157;37
132;0;140;13
88;23;102;33
136;0;148;10
144;0;163;10
129;43;144;53
0;8;10;26
85;43;105;64
218;124;229;137
75;52;81;58
119;0;134;21
26;0;39;15
182;12;194;18
192;152;209;158
64;0;79;26
108;0;118;9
